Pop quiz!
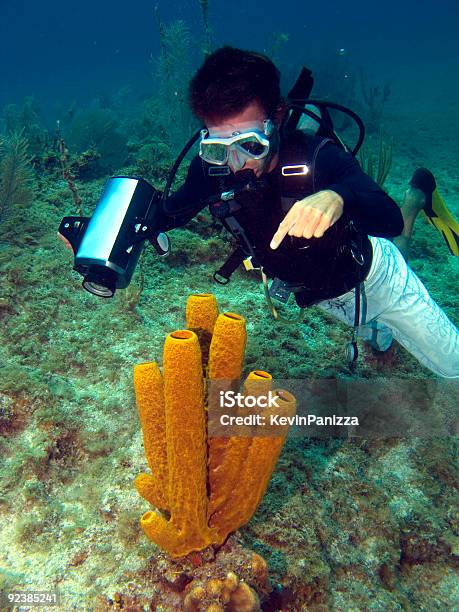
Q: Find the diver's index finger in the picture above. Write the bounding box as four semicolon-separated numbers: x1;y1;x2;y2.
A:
270;225;289;250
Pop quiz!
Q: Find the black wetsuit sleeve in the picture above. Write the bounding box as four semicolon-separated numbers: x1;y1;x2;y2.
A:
156;155;210;231
315;143;404;237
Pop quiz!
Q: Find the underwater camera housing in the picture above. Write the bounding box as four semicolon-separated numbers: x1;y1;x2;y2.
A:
58;177;170;298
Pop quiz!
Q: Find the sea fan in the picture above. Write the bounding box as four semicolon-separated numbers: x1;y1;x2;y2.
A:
0;131;35;222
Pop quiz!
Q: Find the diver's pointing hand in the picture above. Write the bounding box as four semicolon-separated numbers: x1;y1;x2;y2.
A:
270;190;344;249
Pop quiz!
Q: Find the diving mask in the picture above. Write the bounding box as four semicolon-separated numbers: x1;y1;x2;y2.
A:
199;119;274;166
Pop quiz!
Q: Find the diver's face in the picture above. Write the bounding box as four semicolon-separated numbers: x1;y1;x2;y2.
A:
206;100;278;177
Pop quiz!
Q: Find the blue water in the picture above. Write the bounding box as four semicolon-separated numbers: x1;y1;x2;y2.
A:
1;0;458;111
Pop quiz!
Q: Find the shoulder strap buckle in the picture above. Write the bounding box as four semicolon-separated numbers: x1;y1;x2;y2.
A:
281;164;309;176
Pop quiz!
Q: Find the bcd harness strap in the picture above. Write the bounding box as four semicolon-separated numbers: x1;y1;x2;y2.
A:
213;137;329;283
210;137;364;326
212;195;309;324
213;245;246;285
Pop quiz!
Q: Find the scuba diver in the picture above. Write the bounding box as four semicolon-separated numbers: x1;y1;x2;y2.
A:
58;46;459;378
155;46;459;378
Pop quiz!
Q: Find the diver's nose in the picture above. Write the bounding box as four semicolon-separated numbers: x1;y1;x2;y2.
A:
228;148;246;173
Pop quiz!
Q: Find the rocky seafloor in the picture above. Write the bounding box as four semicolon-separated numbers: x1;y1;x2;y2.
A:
0;101;458;610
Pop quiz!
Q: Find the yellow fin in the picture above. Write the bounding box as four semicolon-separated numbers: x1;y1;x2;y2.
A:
423;189;459;256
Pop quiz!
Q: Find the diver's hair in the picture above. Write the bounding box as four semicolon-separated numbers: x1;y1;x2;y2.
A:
189;46;281;123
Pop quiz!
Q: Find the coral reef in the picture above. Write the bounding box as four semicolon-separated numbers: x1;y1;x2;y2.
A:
0;30;457;610
359;69;391;133
0;170;457;608
183;571;260;611
133;294;296;557
1;97;48;155
133;139;173;183
64;107;128;173
97;536;271;611
153;13;198;152
358;130;393;188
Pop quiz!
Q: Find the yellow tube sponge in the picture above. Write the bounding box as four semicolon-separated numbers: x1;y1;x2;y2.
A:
133;362;168;510
206;370;272;520
185;293;219;334
207;312;248;519
185;293;219;375
209;389;296;541
208;312;246;380
139;330;216;557
134;295;295;558
242;369;273;397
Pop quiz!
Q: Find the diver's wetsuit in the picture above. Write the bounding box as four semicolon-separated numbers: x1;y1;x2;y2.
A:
159;132;404;306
